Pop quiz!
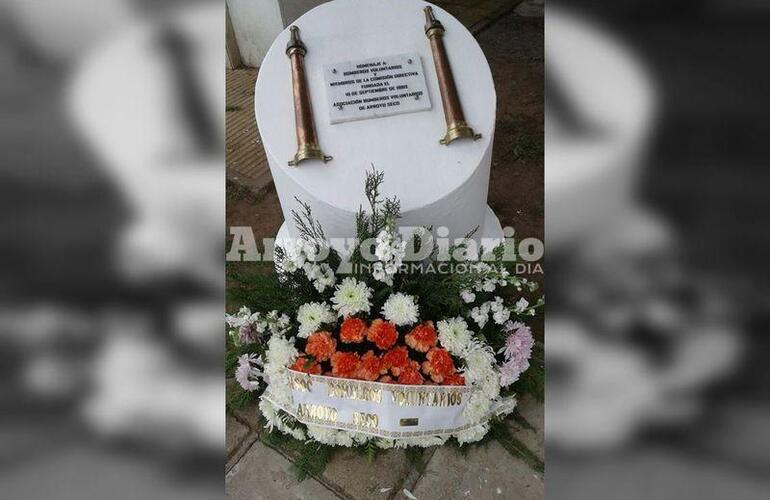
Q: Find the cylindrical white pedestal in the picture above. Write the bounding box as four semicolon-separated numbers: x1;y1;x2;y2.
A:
255;0;501;245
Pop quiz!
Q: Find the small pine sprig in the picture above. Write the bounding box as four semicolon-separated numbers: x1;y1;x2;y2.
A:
291;197;326;242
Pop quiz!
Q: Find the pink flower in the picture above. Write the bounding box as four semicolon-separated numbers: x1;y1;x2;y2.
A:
235;354;261;391
498;322;534;387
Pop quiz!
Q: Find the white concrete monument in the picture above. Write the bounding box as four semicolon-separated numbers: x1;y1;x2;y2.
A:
255;0;502;247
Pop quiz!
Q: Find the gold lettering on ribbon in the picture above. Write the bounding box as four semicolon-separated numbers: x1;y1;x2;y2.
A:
289;374;312;392
390;389;463;407
351;411;379;429
297;403;338;423
326;380;382;403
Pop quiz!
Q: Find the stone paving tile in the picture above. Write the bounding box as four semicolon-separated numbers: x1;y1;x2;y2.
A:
227;416;249;459
404;441;544;500
319;448;415;500
234;402;265;433
227;440;340;500
508;395;544;462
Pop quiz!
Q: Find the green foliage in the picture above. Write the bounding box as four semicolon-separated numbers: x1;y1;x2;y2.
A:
226;383;254;412
291;441;335;481
226;262;301;314
489;418;544;473
363;440;378;463
404;446;426;473
350;166;402;271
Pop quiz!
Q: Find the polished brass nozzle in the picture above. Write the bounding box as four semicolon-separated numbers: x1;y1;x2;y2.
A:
286;26;331;166
423;7;481;145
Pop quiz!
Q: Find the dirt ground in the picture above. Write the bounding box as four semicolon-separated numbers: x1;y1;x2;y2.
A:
227;12;543;244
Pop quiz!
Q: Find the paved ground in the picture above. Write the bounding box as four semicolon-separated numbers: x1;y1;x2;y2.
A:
226;3;544;499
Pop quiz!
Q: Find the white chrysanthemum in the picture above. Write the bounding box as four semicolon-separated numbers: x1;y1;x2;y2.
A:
264;334;298;373
436;317;472;355
376;438;395;449
479;371;501;399
296;302;335;338
331;277;372;318
259;398;305;440
306;425;354;447
455;422;490;445
462;343;496;385
381;293;419;326
392;435;448;448
463;391;492;423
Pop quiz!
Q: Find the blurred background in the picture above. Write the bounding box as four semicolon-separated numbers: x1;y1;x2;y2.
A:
547;0;770;498
0;0;224;498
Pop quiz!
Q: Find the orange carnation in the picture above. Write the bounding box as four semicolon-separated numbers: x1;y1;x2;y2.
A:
381;346;410;376
405;321;437;352
331;351;360;378
339;317;367;343
367;319;398;350
421;347;456;383
305;331;337;362
357;350;385;381
397;366;425;385
442;373;466;386
378;375;394;383
290;356;322;375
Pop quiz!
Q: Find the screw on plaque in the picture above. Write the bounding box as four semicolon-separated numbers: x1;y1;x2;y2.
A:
408;58;413;64
332;68;337;74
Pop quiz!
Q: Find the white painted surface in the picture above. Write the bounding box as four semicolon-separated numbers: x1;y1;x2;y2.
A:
256;0;498;242
226;0;284;67
323;52;432;124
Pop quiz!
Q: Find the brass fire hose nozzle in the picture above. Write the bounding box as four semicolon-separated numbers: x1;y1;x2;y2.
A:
423;6;481;145
286;26;332;166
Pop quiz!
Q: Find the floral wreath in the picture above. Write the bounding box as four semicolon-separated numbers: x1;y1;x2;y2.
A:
226;169;543;470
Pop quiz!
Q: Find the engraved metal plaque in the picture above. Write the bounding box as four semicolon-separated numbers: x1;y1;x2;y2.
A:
324;52;432;124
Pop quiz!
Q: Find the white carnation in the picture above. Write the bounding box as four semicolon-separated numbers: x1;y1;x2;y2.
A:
381;293;419;326
460;289;476;303
296;302;335;338
436;317;472;355
493;307;511;325
331;277;372;318
455;422;489;445
463;391;491;424
513;297;530;313
470;303;490;329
